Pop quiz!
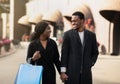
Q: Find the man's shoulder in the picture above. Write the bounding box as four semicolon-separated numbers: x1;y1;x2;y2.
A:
64;29;74;34
85;29;95;36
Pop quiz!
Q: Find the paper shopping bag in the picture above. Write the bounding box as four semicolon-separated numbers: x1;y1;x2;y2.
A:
15;63;43;84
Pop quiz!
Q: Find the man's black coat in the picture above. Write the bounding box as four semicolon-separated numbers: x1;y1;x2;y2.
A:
61;29;99;84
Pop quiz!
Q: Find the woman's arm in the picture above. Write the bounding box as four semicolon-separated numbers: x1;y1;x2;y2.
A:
61;32;70;72
26;43;36;65
53;41;61;74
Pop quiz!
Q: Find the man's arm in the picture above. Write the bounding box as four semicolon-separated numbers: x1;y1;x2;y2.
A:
91;34;99;66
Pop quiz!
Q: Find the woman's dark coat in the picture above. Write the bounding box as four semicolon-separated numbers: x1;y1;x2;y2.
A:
27;39;61;84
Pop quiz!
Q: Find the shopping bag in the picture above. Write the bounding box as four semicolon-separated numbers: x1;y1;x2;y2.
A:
15;63;43;84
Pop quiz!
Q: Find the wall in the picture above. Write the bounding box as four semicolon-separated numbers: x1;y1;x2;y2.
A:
13;0;29;40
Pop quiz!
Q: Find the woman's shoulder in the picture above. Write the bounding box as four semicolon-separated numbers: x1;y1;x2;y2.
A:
49;38;56;43
29;39;38;46
48;38;57;45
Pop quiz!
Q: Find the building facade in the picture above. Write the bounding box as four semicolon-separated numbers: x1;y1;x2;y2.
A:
0;0;120;55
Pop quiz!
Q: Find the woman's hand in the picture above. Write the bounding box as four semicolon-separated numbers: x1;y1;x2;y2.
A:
60;72;68;82
32;51;41;61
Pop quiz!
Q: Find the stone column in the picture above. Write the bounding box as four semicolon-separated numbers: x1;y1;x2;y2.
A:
1;13;7;38
9;0;14;40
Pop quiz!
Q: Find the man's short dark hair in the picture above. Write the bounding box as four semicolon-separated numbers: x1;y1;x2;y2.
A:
72;11;85;20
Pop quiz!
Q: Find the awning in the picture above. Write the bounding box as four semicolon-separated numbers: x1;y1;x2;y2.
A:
63;2;93;20
42;10;63;24
18;15;31;27
0;3;9;13
28;14;43;24
99;0;120;22
100;10;120;22
0;0;9;4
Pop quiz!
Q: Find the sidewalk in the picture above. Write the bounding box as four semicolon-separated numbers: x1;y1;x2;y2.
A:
0;46;17;58
98;54;120;59
0;41;120;84
0;41;30;58
92;54;120;84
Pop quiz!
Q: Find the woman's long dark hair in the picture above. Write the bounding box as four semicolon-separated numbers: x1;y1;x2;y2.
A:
30;21;49;41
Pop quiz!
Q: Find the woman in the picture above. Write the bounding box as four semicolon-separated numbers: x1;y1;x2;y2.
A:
26;21;61;84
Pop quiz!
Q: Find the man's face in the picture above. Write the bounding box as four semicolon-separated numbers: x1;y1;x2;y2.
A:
71;15;84;29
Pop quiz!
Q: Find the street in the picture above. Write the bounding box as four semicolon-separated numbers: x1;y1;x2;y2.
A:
0;42;120;84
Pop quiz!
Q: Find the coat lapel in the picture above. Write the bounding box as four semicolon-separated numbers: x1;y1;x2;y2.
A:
73;29;82;46
73;29;89;47
83;29;89;48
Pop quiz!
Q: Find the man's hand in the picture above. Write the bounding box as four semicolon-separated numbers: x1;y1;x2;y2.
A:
60;72;68;82
32;51;41;61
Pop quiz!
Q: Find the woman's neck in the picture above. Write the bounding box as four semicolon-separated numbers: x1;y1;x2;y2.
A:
40;35;47;41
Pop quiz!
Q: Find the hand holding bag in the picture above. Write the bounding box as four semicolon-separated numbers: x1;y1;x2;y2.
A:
15;63;43;84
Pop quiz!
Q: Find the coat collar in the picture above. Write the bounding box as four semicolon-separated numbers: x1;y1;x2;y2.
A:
73;29;89;47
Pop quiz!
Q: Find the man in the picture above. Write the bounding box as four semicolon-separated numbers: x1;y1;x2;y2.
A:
60;11;99;84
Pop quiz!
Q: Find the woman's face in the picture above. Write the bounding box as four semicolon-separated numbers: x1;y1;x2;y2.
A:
42;25;51;38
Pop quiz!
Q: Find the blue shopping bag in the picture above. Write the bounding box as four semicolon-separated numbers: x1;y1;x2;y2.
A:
15;63;43;84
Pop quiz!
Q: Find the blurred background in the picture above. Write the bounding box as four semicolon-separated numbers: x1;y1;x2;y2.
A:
0;0;120;84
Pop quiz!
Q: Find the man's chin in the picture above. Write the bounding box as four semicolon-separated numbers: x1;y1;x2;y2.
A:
72;26;76;28
73;27;79;29
73;25;79;28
